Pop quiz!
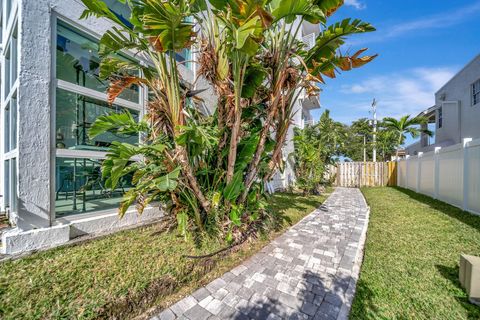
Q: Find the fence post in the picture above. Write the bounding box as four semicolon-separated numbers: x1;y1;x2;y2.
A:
434;147;441;199
405;155;410;189
463;138;472;211
417;152;423;193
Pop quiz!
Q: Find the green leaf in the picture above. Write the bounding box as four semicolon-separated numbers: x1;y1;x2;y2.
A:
177;211;188;239
270;0;325;24
229;205;242;226
212;192;222;208
305;18;375;69
140;0;195;52
154;167;181;192
241;65;267;98
88;110;147;139
119;189;137;218
234;16;262;51
235;135;260;172
223;172;245;202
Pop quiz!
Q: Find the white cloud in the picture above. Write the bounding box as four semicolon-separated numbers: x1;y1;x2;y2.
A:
350;1;480;44
344;0;366;10
338;67;457;120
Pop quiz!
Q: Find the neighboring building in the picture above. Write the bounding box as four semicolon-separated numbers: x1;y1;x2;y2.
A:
0;1;319;254
406;54;480;155
270;21;321;191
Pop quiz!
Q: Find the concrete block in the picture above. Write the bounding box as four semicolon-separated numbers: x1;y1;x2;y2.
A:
68;206;164;238
459;254;480;299
2;225;70;254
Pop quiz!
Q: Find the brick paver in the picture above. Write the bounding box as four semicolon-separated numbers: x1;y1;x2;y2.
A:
151;188;369;320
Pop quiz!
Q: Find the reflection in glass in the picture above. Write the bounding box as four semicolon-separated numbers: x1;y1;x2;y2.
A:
55;157;133;217
4;103;10;152
11;97;17;150
55;88;139;151
4;160;10;209
56;22;139;103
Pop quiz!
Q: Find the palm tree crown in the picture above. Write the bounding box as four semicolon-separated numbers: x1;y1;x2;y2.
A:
382;115;433;157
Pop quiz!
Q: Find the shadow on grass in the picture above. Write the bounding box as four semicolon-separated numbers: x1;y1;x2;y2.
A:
267;192;326;213
392;187;480;233
233;270;351;320
435;264;480;319
349;279;379;320
267;192;329;232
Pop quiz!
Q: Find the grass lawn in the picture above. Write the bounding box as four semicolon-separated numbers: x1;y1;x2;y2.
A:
351;187;480;320
0;190;331;320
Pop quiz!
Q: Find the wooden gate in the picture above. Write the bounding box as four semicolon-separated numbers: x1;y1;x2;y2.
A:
336;162;397;187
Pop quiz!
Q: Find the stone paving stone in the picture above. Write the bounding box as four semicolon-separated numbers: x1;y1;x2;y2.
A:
157;308;175;320
191;287;210;302
183;305;212;320
150;188;368;320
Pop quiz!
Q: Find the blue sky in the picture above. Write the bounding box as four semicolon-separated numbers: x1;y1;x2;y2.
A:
313;0;480;133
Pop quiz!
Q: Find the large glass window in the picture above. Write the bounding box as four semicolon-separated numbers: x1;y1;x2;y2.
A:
3;158;17;214
55;157;133;217
2;20;18;215
55;88;138;151
56;23;139;103
55;21;143;217
3;96;16;152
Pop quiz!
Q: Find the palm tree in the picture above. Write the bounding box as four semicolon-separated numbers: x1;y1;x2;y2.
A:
382;115;433;158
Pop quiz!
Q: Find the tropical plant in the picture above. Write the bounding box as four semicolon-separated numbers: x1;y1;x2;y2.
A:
293;110;346;194
80;0;377;242
382;115;433;158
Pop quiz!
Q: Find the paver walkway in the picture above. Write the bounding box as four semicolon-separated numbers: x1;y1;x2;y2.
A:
152;188;369;320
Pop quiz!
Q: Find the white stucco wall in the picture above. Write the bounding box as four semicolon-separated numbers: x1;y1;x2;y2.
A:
435;54;480;145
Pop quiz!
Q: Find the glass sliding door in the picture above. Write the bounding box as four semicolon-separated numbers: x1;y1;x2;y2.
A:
55;157;133;217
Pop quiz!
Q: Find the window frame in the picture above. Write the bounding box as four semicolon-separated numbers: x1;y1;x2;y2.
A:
472;78;480;107
437;107;443;129
1;13;19;215
51;15;147;219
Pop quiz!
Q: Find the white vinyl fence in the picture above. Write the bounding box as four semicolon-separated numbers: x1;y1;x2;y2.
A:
397;137;480;215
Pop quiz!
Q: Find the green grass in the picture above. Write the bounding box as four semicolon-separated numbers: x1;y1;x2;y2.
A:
351;187;480;320
0;190;331;320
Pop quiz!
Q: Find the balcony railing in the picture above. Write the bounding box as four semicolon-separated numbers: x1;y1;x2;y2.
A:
302;33;315;50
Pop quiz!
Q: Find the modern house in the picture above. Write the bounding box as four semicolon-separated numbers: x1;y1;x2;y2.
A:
406;54;480;155
0;0;320;254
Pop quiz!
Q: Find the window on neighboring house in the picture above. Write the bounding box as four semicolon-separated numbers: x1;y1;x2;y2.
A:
472;79;480;106
2;21;18;215
54;20;143;217
438;107;443;129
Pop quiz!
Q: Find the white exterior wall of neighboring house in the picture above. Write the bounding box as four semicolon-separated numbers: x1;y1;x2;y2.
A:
406;54;480;156
0;2;321;254
269;20;321;191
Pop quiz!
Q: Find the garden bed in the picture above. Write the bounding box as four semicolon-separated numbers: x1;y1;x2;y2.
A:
352;187;480;319
0;191;331;320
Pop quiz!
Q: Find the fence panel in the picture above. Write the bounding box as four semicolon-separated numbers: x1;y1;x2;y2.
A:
467;142;480;213
419;153;435;197
337;162;389;187
387;162;397;186
438;145;463;208
395;137;480;215
407;157;418;190
397;159;406;188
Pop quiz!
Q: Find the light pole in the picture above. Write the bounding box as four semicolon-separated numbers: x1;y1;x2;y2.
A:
363;134;367;162
371;98;377;162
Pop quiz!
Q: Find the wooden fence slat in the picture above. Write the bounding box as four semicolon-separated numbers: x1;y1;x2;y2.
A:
335;161;397;188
